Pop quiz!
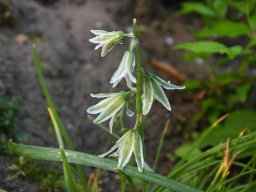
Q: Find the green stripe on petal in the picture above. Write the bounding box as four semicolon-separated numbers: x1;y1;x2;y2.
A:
126;51;136;83
150;73;185;90
134;131;144;172
110;51;129;84
93;93;126;124
151;79;171;111
101;42;115;57
142;77;154;115
87;95;117;114
117;131;134;169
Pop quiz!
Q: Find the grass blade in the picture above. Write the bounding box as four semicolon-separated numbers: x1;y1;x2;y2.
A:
153;120;170;170
115;168;136;192
33;45;87;189
7;141;203;192
60;147;79;192
33;44;73;149
48;108;78;192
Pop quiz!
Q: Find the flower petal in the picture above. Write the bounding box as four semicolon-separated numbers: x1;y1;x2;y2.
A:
110;51;129;85
151;79;171;111
87;96;116;114
101;42;115;57
109;111;119;134
93;93;126;123
117;131;134;169
150;73;185;90
134;131;144;172
126;51;136;83
90;30;107;35
142;77;154;115
91;93;116;98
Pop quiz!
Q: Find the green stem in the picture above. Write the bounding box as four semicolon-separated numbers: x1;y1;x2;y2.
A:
132;18;144;137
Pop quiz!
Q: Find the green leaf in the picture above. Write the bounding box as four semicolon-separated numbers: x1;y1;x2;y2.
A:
33;45;87;189
33;45;74;150
48;108;78;192
60;148;78;192
7;141;202;192
197;20;250;38
183;80;203;90
175;143;203;161
228;1;247;13
115;168;136;192
236;83;252;102
202;110;256;147
249;15;256;31
174;41;242;59
180;2;215;17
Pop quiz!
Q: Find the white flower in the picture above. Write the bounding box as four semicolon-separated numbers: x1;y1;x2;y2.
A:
89;30;133;57
99;129;149;172
87;92;132;133
142;73;185;115
110;51;136;89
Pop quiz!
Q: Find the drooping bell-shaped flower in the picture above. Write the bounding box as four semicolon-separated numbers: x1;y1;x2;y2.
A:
142;73;185;115
89;30;133;57
87;92;132;133
99;129;149;172
110;51;136;89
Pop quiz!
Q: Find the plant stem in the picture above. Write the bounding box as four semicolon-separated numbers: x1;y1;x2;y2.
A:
132;18;144;137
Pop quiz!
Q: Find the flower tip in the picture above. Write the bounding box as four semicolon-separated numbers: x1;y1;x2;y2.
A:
133;18;137;25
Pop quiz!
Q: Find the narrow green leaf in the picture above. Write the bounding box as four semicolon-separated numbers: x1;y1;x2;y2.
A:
33;45;87;189
174;41;242;59
48;108;78;192
60;147;78;192
8;141;203;192
33;45;74;150
115;168;136;192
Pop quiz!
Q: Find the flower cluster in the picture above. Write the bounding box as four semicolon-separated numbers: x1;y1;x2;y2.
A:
99;129;149;172
88;25;185;172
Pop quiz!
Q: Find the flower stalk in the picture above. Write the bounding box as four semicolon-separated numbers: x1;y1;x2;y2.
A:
132;19;144;138
87;18;184;172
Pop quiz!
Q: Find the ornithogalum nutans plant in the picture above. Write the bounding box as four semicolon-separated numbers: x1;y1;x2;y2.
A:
87;19;185;172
